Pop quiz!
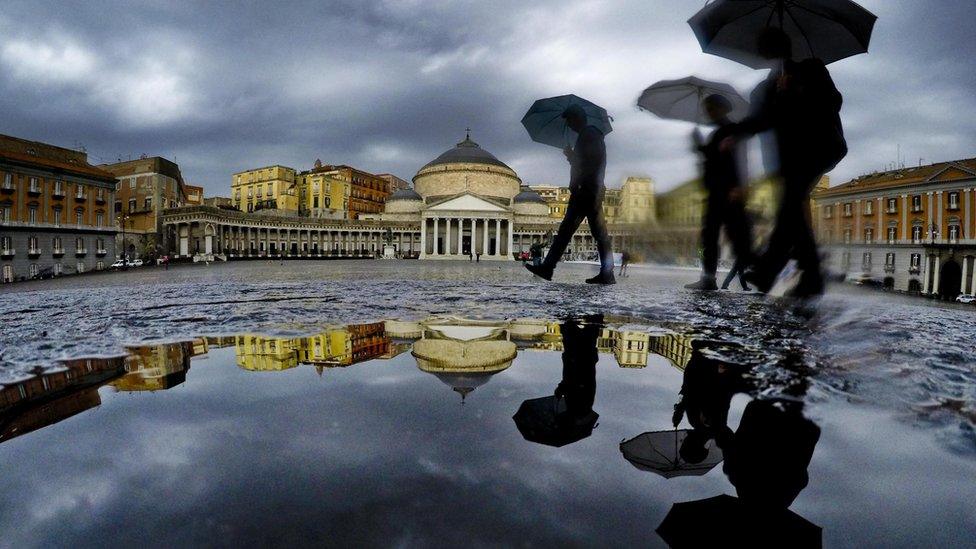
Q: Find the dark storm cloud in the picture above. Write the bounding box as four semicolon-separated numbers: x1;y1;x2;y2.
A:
1;0;974;195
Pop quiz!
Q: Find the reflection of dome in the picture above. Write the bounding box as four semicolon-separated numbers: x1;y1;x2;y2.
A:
507;318;550;341
412;338;515;401
420;135;512;171
413;132;522;203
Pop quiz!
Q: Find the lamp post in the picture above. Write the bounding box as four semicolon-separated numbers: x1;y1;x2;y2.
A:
117;213;130;269
929;222;939;246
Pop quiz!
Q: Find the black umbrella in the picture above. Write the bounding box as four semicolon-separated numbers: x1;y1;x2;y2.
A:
688;0;877;68
513;395;598;447
657;494;822;548
619;429;724;479
521;94;613;149
637;77;749;124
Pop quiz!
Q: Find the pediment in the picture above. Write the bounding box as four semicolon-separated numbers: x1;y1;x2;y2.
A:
927;164;976;182
426;193;509;212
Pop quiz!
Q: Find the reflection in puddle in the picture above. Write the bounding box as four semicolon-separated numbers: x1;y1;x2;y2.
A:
0;315;970;546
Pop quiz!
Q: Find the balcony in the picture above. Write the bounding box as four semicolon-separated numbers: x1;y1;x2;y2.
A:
95;193;106;204
75;192;87;202
28;248;41;258
52;248;65;257
1;248;14;258
28;185;42;196
96;248;107;256
911;206;923;213
909;266;921;274
885;208;897;214
884;264;896;273
0;182;13;193
75;248;87;257
53;186;65;198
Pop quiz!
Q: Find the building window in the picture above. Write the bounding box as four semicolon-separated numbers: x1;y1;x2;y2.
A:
76;185;85;199
28;205;37;225
53;237;63;253
948;192;960;210
52;207;62;227
2;173;11;190
29;264;39;278
115;201;122;213
1;204;10;222
76;237;85;252
824;205;833;219
841;251;851;270
843;229;852;244
96;261;104;271
912;195;922;212
96;212;104;226
76;210;84;225
54;180;64;195
77;262;85;273
97;237;105;252
843;203;852;217
864;228;873;244
912;225;922;243
129;179;136;189
53;263;62;276
28;236;39;253
910;253;921;271
886;198;896;213
128;199;136;212
887;226;897;243
862;252;872;269
885;252;895;269
948;225;960;244
29;177;40;193
1;236;11;252
864;201;873;215
144;197;152;210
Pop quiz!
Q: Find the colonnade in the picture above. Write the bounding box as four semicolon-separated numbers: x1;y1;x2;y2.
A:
420;216;513;258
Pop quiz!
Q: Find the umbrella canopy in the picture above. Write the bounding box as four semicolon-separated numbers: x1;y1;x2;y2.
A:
521;94;612;149
688;0;878;68
657;494;822;548
513;395;598;447
619;429;724;479
637;77;749;124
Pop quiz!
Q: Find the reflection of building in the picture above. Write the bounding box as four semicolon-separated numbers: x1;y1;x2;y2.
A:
647;330;695;370
1;133;119;282
234;322;391;371
0;356;127;443
110;340;206;391
812;158;976;299
101;156;192;261
410;319;517;400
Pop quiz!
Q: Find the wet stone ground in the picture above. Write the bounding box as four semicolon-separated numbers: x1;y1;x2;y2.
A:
1;260;975;547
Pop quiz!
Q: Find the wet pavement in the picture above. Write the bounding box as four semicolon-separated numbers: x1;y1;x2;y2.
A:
1;261;975;547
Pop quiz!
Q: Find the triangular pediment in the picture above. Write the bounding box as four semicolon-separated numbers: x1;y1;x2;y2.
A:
427;193;509;212
927;164;976;182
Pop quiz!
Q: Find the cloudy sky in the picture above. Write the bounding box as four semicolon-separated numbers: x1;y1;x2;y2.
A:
1;0;974;196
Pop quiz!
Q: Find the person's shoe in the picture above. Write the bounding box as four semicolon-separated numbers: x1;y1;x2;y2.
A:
684;277;718;291
524;263;553;281
742;268;773;294
585;272;616;285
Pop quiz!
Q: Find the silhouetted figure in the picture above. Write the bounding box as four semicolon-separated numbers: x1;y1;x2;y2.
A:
731;28;847;297
525;105;615;284
619;250;631;277
513;316;600;447
722;257;751;291
685;94;754;291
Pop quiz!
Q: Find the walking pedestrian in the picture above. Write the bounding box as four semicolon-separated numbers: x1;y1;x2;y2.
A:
525;104;615;284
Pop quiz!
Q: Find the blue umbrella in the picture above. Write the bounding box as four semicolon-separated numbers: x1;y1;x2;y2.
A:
521;94;612;149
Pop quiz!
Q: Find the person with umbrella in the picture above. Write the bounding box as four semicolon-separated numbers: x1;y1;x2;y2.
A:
686;93;754;291
522;98;615;285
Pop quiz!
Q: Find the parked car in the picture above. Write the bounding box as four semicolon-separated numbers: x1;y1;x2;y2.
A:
129;259;144;267
956;294;976;304
110;259;127;269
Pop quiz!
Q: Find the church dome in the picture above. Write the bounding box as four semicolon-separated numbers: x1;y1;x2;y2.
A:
388;188;422;202
512;187;550;217
413;131;522;203
513;189;547;204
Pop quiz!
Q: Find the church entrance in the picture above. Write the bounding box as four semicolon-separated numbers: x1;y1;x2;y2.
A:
462;235;471;255
939;260;962;301
489;238;497;256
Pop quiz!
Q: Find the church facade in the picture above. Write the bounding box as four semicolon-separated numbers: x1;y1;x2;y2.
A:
160;134;643;262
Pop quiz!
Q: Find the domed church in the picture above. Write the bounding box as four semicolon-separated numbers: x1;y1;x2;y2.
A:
378;131;552;260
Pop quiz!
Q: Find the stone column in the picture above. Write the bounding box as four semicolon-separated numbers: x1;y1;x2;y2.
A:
932;257;941;295
494;218;502;256
901;195;908;242
965;188;971;241
445;218;452;256
937;191;943;243
482;218;489;256
506;220;513;259
432;217;440;255
877;197;882;241
419;218;427;257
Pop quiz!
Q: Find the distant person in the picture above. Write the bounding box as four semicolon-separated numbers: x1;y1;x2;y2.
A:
728;27;847;298
525;104;615;284
619;250;631;277
685;94;753;291
722;257;751;291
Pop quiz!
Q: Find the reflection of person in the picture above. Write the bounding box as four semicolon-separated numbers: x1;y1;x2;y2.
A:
729;27;847;298
555;318;599;423
672;349;752;461
722;398;821;511
686;94;753;291
721;257;750;291
526;105;615;284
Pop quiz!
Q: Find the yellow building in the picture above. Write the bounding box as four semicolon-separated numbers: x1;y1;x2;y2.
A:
295;168;351;220
618;177;656;224
110;340;207;391
231;165;299;213
234;322;390;372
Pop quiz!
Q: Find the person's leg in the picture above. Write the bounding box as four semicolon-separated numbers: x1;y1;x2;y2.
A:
585;205;614;277
541;201;585;270
721;262;738;289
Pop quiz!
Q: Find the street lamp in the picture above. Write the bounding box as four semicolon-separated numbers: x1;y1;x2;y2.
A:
117;213;130;269
929;222;939;245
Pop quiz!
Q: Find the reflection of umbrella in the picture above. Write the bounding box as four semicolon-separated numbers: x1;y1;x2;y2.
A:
657;494;822;548
619;429;724;478
521;94;613;149
637;77;749;124
513;395;598;447
688;0;878;68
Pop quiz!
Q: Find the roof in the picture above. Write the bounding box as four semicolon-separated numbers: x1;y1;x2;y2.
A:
420;133;512;171
514;189;547;204
388;188;422;201
814;158;976;198
0;149;117;183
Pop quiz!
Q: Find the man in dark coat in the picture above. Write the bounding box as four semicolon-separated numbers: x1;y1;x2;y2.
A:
525;104;615;284
730;27;847;297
